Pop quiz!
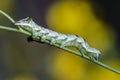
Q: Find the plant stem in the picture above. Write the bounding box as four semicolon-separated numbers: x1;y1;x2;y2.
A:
0;10;15;23
0;25;31;35
0;25;19;32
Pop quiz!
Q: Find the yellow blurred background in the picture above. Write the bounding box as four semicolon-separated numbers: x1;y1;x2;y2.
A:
0;0;120;80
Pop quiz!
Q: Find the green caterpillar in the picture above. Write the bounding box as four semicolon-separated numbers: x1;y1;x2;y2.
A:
15;17;101;60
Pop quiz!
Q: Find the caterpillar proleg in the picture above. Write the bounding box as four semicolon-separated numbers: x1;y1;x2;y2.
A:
15;17;101;60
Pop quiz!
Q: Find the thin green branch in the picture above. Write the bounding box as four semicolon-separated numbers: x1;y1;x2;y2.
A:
0;25;31;36
0;10;15;23
0;10;120;74
0;25;20;32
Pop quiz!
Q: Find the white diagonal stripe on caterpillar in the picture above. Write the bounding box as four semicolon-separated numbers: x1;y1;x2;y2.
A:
15;17;101;60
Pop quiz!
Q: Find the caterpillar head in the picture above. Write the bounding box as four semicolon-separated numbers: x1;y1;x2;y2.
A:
15;17;35;33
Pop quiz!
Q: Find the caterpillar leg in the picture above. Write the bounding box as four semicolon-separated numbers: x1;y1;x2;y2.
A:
27;36;45;44
92;54;100;61
59;38;68;48
27;36;34;42
49;36;58;45
40;33;50;42
79;50;86;57
88;56;97;61
49;39;55;45
79;50;97;61
77;47;86;57
40;37;46;42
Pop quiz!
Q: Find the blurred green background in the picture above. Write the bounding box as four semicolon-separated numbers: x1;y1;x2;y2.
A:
0;0;120;80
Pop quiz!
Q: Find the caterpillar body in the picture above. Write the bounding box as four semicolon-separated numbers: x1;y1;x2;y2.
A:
15;17;101;60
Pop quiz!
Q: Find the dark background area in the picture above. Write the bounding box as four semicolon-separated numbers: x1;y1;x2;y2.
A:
94;0;120;47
